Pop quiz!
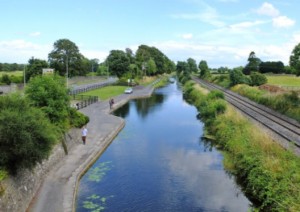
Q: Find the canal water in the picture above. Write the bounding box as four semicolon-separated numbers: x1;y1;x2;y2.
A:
76;81;251;211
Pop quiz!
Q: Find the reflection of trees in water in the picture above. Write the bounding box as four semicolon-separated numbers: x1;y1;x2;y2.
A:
112;94;165;119
113;102;130;118
134;94;165;118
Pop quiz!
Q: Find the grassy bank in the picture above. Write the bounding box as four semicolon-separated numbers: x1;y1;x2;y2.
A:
183;80;300;211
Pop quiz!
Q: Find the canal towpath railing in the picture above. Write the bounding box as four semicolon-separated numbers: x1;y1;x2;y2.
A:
70;94;98;110
69;77;117;95
69;77;117;109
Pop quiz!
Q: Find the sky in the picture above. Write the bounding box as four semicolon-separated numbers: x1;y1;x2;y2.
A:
1;0;300;68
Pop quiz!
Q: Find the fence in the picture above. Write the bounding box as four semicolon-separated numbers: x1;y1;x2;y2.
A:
70;94;98;110
69;81;113;95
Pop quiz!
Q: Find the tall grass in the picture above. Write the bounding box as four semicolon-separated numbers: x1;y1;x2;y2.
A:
182;80;300;211
231;84;300;122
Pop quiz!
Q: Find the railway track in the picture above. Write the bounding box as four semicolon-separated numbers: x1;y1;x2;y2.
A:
192;76;300;147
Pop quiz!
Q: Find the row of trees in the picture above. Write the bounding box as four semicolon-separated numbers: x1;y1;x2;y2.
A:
99;45;175;79
0;63;25;72
24;40;176;83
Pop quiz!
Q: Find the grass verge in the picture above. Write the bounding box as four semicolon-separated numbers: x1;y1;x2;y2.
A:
83;85;127;100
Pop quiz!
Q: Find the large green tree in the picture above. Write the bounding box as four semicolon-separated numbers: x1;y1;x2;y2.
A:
243;51;261;75
48;39;83;77
25;75;70;130
147;58;157;75
259;61;284;74
0;94;59;174
106;50;130;78
25;57;49;82
135;44;173;74
187;58;198;73
199;60;210;79
289;43;300;76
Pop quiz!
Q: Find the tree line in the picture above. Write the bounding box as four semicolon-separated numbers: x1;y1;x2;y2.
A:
18;39;175;84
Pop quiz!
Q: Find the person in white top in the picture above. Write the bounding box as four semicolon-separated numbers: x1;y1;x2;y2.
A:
81;126;88;145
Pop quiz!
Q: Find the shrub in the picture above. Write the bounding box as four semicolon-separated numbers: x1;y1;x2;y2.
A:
229;69;251;86
250;72;267;86
1;74;11;85
0;94;59;175
69;108;89;128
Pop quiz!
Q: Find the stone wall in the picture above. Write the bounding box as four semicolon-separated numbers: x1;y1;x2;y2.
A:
0;128;81;212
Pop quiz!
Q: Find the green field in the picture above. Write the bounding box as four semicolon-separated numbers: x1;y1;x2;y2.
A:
0;71;23;77
83;85;127;100
266;74;300;87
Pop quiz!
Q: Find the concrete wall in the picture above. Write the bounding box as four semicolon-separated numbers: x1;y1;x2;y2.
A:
0;128;81;212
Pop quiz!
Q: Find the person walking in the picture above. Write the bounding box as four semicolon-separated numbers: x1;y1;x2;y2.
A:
109;98;114;109
81;125;88;145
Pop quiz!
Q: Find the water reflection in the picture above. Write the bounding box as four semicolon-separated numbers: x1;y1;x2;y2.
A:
76;81;251;212
114;94;165;119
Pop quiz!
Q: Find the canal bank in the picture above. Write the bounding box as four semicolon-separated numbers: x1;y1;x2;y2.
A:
28;85;155;212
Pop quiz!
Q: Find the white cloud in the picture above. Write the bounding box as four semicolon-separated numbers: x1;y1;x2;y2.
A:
152;37;294;68
229;20;266;29
0;40;51;63
29;32;41;37
256;2;280;17
181;33;193;39
272;16;295;28
171;3;225;28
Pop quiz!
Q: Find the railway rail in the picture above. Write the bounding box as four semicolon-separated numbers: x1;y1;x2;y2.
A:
192;76;300;148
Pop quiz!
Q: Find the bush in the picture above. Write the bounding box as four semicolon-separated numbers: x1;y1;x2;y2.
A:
250;72;267;86
0;94;59;175
1;74;11;85
229;69;251;86
69;108;89;128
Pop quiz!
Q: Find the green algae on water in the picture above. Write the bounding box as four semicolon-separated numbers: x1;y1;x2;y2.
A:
88;161;113;182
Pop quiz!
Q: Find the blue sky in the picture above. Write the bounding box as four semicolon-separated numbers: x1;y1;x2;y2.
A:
1;0;300;68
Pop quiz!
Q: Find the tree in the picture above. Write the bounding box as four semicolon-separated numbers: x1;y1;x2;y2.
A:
106;50;130;78
25;75;70;130
135;44;173;74
289;43;300;76
230;68;250;86
25;57;49;82
147;58;157;75
125;48;135;64
48;39;82;77
187;58;198;73
0;94;59;174
176;61;189;73
199;60;211;79
259;61;284;74
243;51;261;75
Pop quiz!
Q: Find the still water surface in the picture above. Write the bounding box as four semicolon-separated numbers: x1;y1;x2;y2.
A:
76;81;251;211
